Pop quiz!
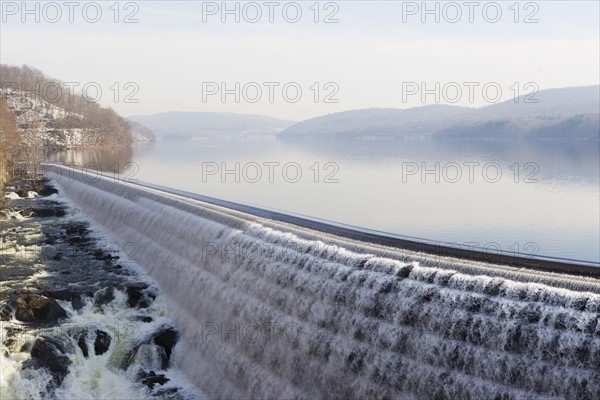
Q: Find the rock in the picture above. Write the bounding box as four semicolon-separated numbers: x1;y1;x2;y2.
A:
125;283;147;306
137;370;170;389
153;326;179;369
118;326;178;371
94;330;111;355
0;303;13;321
14;299;32;321
38;184;58;197
45;289;84;311
31;206;63;218
44;289;72;302
71;294;84;311
76;331;89;358
23;336;71;388
126;283;156;309
92;250;114;262
28;295;68;321
14;295;67;323
138;295;155;309
133;315;153;323
93;286;115;306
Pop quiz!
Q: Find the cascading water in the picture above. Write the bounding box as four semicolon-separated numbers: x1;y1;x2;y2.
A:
0;181;206;400
49;166;600;400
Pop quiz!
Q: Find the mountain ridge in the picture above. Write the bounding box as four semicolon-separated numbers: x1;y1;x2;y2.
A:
279;85;600;140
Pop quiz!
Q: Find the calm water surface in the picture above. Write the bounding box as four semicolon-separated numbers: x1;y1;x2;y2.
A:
48;138;600;264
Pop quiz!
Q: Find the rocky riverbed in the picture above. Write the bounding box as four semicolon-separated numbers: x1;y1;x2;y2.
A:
0;177;205;399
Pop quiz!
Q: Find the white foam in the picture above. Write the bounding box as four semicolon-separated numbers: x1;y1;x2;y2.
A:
45;167;600;399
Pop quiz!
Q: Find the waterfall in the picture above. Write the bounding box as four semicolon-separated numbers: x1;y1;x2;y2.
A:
49;165;600;400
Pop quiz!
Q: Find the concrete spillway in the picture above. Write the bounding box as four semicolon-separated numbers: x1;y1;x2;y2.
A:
48;165;600;400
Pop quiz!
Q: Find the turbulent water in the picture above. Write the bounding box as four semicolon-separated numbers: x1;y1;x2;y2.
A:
48;165;600;400
0;182;205;399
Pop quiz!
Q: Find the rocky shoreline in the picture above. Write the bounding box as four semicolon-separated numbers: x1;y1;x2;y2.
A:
1;177;203;399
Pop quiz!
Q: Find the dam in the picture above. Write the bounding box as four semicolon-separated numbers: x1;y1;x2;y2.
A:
45;164;600;400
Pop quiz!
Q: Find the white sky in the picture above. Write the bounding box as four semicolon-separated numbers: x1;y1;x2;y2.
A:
1;1;599;121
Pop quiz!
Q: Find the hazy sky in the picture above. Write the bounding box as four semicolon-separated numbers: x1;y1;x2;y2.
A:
1;1;599;120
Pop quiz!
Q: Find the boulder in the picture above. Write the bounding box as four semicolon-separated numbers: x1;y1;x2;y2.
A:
94;330;111;355
38;184;58;197
76;331;89;358
71;294;84;311
45;289;85;311
14;295;67;323
93;286;115;306
125;283;156;309
153;327;179;369
23;336;71;388
118;326;179;371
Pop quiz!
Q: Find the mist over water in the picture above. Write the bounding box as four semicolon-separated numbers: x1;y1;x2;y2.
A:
49;138;600;264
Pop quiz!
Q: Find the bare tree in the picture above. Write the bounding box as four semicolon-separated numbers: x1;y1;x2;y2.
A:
0;96;22;190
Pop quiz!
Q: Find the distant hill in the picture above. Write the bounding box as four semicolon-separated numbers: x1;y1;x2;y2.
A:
125;119;156;142
474;85;600;120
436;113;600;141
128;112;295;141
279;85;600;141
278;105;472;139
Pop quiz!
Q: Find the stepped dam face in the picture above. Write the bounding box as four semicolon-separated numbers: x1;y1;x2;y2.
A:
48;165;600;400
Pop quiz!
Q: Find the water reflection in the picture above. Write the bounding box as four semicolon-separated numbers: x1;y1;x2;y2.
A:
46;143;155;173
283;138;600;186
48;138;599;263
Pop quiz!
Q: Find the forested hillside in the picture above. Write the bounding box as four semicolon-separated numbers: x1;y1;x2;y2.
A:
0;64;136;192
0;64;133;149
